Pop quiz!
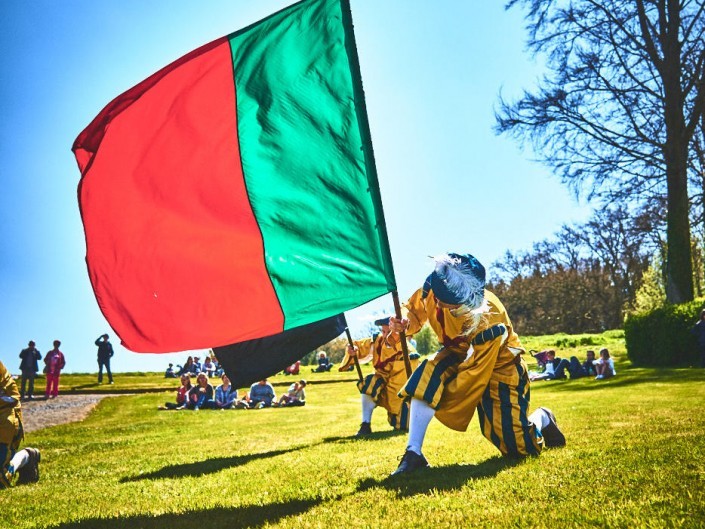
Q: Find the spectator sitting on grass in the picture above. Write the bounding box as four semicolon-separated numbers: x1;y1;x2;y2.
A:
530;350;569;380
159;373;192;410
582;350;597;377
191;357;202;375
203;356;215;377
179;356;194;376
312;351;333;373
214;374;238;409
246;379;276;409
187;373;214;410
275;380;307;407
164;363;177;378
594;348;616;380
284;361;301;375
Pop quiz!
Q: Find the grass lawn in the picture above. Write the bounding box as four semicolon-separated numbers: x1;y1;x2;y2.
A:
3;332;705;528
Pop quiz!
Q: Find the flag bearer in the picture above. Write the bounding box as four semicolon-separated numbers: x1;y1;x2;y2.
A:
389;253;566;475
346;317;419;436
0;360;40;488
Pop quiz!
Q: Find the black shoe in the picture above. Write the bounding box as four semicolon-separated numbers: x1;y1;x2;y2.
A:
356;422;372;437
16;447;40;485
390;449;430;476
540;407;566;448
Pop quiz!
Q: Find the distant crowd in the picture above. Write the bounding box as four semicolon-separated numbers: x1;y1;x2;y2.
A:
159;372;307;410
529;348;616;381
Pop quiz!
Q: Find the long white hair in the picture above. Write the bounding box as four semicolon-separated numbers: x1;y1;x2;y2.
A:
433;254;487;335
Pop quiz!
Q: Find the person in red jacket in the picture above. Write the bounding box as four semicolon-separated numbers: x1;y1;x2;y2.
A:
43;340;66;399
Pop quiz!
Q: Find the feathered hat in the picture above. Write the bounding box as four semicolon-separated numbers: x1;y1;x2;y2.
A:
426;253;485;308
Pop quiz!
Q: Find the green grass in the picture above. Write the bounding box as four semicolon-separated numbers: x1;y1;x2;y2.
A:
3;333;705;528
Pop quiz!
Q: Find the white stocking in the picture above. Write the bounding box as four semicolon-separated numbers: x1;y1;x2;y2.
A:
407;398;435;456
361;393;376;423
8;449;29;474
528;407;550;432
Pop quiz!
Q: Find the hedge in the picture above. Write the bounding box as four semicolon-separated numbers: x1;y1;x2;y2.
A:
624;298;704;366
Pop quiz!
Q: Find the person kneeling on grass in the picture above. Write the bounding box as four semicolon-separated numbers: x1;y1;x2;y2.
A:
388;253;566;475
275;380;307;407
0;360;40;488
345;317;420;436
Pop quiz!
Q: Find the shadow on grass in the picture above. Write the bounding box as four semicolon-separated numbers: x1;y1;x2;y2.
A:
48;499;322;529
357;455;523;497
120;446;304;482
322;429;406;444
69;383;102;390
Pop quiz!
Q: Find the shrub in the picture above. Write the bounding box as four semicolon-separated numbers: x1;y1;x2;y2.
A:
624;298;704;366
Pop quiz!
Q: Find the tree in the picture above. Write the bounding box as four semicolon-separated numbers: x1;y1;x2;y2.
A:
489;206;651;334
496;0;705;303
414;324;440;356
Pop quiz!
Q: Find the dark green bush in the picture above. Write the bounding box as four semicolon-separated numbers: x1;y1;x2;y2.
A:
624;298;704;366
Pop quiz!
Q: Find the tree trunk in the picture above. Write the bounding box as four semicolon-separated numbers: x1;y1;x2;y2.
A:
662;0;694;303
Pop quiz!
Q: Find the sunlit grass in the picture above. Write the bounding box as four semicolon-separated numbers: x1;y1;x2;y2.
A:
3;331;705;528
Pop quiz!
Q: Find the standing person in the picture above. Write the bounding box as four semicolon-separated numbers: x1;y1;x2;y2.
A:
0;360;40;488
95;334;114;384
18;341;42;400
346;317;420;435
389;253;566;475
43;341;66;399
691;309;705;368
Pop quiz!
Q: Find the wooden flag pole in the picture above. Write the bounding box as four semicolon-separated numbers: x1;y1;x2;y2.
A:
392;290;413;377
344;327;364;383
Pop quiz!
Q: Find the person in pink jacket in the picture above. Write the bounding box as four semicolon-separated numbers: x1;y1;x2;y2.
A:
43;340;66;399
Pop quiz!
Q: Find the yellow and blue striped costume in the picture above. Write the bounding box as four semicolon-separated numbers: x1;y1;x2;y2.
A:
399;288;543;457
0;361;24;488
355;335;419;431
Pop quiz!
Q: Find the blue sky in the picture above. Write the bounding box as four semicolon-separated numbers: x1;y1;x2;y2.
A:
0;0;591;375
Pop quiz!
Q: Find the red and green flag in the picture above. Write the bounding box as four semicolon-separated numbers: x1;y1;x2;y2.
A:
73;0;395;354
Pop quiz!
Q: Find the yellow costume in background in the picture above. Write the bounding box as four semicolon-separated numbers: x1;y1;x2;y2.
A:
399;288;543;456
354;334;419;430
0;361;24;487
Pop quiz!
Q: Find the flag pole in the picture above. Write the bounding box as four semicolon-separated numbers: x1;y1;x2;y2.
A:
344;327;364;383
392;291;413;377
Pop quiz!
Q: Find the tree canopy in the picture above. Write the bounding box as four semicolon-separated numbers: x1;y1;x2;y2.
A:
497;0;705;303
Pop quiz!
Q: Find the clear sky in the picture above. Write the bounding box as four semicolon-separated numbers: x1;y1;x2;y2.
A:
0;0;591;374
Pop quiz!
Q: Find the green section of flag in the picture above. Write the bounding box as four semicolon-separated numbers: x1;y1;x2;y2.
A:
228;0;395;329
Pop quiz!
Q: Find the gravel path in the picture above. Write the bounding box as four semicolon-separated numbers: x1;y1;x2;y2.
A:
19;395;117;433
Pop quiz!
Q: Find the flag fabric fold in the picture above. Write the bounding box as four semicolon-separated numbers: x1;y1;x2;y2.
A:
73;0;395;353
214;314;346;388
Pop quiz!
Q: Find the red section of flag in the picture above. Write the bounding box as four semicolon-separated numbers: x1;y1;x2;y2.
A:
74;39;284;352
